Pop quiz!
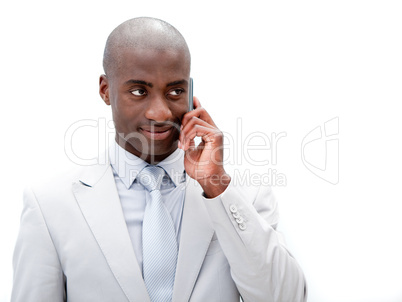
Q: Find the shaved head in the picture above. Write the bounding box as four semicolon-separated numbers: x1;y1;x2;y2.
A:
103;17;191;76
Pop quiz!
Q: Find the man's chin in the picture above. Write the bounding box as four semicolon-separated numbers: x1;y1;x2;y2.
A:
128;141;179;163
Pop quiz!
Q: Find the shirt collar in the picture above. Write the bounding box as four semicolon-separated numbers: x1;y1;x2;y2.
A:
109;140;185;189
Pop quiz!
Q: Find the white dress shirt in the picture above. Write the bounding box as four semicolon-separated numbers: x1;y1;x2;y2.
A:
109;141;186;273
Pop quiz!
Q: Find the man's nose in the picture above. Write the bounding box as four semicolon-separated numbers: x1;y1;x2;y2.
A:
144;95;173;122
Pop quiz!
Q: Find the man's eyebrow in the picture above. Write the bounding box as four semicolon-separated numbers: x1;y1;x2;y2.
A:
124;79;153;87
166;80;188;87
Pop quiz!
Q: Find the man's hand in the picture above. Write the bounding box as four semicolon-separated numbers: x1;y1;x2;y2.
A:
179;97;231;198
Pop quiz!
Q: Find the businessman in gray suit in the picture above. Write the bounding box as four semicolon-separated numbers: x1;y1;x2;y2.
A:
12;17;307;301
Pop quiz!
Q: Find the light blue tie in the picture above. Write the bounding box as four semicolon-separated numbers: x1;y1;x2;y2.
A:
137;165;178;302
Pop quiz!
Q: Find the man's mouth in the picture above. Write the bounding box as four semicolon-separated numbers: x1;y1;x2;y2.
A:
140;126;174;140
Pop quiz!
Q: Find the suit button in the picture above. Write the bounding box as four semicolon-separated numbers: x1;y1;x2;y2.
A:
239;223;247;231
229;205;238;213
232;212;240;219
236;217;244;224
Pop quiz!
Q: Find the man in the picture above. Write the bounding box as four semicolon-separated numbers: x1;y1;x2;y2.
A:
12;17;307;301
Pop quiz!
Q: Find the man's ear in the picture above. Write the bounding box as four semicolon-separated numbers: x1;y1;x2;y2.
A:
99;74;110;105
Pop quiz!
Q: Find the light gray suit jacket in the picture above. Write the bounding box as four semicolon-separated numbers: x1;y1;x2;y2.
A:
12;161;307;302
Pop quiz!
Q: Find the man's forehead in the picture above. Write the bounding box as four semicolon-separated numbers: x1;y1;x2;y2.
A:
116;47;189;70
119;46;186;57
109;48;190;83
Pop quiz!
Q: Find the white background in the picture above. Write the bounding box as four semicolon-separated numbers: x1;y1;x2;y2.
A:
1;1;402;301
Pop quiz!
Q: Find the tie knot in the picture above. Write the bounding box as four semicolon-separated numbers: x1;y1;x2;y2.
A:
137;165;165;192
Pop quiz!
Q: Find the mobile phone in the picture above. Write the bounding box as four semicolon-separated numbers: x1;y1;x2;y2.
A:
188;77;193;111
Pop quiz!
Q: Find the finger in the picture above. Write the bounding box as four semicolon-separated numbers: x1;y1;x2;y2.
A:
181;116;216;150
193;96;201;109
182;124;208;151
181;108;202;128
182;101;216;128
182;124;222;151
188;137;196;150
182;116;216;133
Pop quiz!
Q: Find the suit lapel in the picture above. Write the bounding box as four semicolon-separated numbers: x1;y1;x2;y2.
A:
172;177;215;302
72;163;150;302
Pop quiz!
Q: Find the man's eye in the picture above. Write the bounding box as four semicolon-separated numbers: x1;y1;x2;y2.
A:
168;89;184;96
131;89;147;96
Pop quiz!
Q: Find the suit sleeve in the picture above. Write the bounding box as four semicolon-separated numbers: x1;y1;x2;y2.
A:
12;187;66;302
203;180;307;302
